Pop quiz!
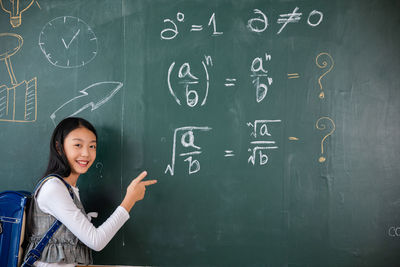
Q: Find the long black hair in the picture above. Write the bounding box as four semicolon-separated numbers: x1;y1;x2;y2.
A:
43;117;97;178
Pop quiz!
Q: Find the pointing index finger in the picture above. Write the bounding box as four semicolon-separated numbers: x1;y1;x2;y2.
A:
134;171;148;182
142;180;158;186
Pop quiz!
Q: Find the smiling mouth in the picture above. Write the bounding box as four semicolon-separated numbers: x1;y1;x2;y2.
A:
77;160;89;167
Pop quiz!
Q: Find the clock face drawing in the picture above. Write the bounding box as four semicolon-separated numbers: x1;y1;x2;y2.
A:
38;16;98;68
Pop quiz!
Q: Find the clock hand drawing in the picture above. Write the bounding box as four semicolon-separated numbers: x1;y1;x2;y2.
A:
61;29;81;49
39;16;98;68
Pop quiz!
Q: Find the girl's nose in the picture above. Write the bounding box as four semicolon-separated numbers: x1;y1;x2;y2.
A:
81;146;90;156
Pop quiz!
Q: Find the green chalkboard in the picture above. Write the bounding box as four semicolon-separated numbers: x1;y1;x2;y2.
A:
1;0;400;266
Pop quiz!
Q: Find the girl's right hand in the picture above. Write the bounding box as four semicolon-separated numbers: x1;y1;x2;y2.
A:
120;171;157;212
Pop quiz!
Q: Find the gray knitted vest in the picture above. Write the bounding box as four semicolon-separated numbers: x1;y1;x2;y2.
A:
23;176;93;264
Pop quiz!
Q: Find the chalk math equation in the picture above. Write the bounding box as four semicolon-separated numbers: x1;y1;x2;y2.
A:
164;120;283;176
160;7;323;40
167;53;276;107
161;7;336;176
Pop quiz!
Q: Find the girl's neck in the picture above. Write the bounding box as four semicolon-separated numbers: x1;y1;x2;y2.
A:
64;173;79;187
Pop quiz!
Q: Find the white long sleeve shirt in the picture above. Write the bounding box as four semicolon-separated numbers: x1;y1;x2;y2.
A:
33;178;130;267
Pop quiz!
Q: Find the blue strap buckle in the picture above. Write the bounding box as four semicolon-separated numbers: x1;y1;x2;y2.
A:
26;248;41;260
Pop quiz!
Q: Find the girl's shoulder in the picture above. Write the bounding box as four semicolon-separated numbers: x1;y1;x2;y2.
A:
35;176;69;197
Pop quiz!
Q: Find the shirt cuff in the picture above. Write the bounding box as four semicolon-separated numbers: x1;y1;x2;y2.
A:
117;205;130;220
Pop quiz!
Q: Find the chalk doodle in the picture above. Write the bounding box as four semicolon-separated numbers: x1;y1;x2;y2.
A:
0;33;37;123
167;55;212;107
0;0;35;28
96;162;104;179
50;81;123;126
316;116;335;163
39;16;98;68
165;126;212;175
315;52;334;99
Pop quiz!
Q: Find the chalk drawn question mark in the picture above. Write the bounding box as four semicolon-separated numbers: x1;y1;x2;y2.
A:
315;52;334;99
316;117;335;163
96;162;103;178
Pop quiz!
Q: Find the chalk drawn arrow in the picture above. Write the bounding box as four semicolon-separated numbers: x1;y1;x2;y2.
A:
50;81;123;125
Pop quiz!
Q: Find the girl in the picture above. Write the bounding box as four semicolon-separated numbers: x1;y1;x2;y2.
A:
23;117;157;267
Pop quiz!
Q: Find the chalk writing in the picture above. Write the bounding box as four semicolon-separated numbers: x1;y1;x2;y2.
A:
157;8;334;171
388;226;400;237
251;52;273;103
207;13;223;36
165;126;212;175
224;78;236;87
224;150;235;157
160;12;183;40
307;10;324;27
247;120;281;165
162;8;323;40
247;9;268;33
167;55;212;107
287;73;300;79
248;7;323;34
161;12;223;40
277;7;302;34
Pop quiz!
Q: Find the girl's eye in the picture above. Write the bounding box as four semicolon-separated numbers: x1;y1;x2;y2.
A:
74;144;82;148
90;145;97;149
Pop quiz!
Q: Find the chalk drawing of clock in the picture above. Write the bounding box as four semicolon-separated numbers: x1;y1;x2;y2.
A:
38;16;98;68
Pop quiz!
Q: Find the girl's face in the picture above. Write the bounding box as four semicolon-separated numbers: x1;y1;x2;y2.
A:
63;127;97;176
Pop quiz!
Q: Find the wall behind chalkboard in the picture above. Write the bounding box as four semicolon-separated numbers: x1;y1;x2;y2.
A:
1;0;400;266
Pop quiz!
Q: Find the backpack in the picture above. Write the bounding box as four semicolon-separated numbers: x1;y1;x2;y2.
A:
0;175;73;267
0;190;30;267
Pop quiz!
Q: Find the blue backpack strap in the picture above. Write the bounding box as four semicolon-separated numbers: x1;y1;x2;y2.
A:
22;220;62;267
22;174;74;267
